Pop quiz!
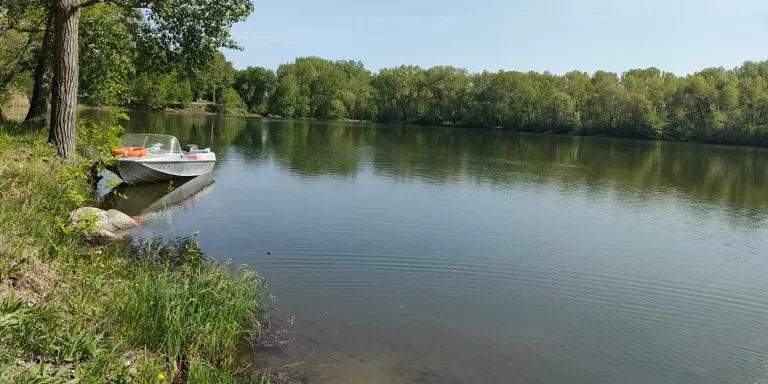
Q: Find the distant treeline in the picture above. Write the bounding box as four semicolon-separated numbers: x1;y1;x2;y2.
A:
127;55;768;146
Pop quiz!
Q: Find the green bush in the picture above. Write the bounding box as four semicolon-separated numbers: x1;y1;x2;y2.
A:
130;74;166;110
219;87;246;114
76;109;126;159
130;73;192;110
166;79;193;108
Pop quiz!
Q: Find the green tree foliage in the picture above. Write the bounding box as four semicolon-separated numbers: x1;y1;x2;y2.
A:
372;65;427;123
1;0;48;33
218;87;245;114
191;52;236;102
128;0;253;72
130;74;165;110
337;60;376;120
269;70;300;117
255;58;768;146
42;0;253;156
0;29;35;106
166;79;193;108
78;4;135;106
422;66;471;125
108;56;768;146
0;0;45;106
130;73;192;110
233;66;276;114
267;57;377;120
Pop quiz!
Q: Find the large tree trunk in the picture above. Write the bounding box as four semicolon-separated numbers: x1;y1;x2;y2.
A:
24;10;56;129
49;0;80;157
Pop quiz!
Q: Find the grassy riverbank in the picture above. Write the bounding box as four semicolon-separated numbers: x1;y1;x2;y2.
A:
0;120;269;383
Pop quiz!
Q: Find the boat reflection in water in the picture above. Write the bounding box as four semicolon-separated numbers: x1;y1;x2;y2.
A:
100;173;215;218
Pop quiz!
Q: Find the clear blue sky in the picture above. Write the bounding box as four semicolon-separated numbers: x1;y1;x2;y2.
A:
222;0;768;75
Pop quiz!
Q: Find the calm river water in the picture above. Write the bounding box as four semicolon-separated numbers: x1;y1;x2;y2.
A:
97;111;768;384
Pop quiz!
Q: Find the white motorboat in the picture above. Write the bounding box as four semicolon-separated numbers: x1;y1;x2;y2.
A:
110;134;216;184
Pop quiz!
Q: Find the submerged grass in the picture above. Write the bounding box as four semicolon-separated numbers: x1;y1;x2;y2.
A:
0;119;269;383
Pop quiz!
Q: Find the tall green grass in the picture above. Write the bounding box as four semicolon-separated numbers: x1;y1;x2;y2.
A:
111;259;264;365
0;120;269;383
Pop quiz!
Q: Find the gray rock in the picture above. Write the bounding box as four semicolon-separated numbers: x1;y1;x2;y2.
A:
68;207;139;243
105;209;139;232
90;229;120;244
69;207;109;229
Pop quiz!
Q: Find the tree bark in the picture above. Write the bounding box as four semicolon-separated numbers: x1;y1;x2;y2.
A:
49;0;80;157
24;10;56;129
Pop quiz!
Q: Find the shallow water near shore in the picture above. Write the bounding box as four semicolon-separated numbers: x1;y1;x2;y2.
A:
93;110;768;384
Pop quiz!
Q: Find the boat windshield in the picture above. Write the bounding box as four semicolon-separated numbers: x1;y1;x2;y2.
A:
121;134;182;154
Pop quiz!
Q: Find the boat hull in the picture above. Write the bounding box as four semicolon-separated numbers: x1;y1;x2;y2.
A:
113;159;216;184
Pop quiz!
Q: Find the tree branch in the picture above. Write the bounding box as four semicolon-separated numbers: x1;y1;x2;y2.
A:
78;0;143;9
13;26;45;33
0;19;46;35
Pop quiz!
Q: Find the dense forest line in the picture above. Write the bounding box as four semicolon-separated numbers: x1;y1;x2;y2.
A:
218;57;768;146
3;4;768;146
